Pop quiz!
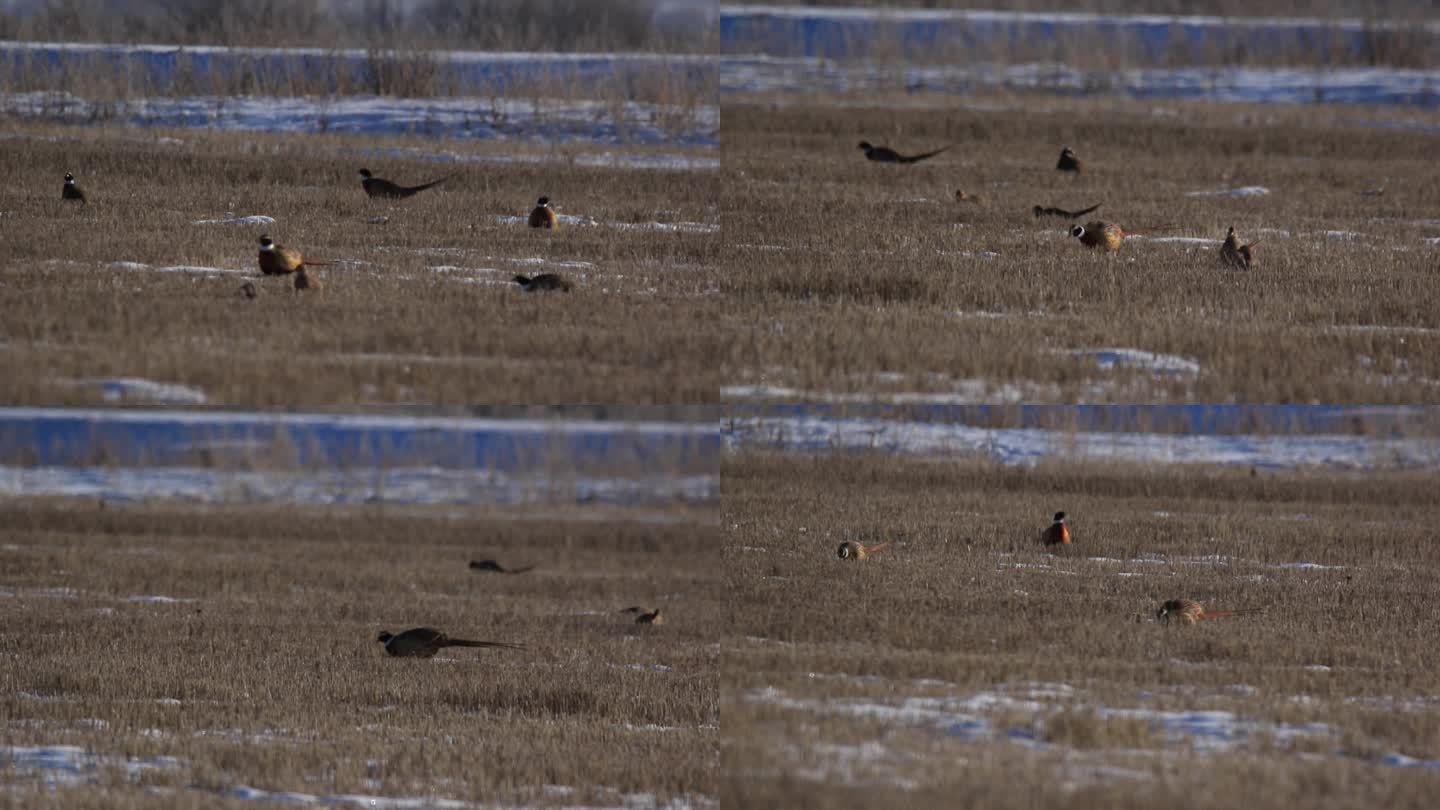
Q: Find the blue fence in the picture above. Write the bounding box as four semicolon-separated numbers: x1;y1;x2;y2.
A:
724;403;1440;438
0;409;720;471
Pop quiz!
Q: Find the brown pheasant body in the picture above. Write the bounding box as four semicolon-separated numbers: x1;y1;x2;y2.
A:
1041;512;1071;546
1056;148;1083;173
258;235;330;276
837;540;891;560
1071;221;1125;251
1157;599;1264;626
294;265;321;292
1220;227;1260;270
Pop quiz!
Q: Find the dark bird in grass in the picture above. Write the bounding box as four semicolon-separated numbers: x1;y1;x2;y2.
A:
62;172;86;203
513;273;571;292
469;559;536;574
1040;511;1071;546
376;627;523;658
621;607;664;625
1219;226;1261;270
358;168;451;199
858;141;950;164
528;196;559;229
1056;147;1083;173
1033;203;1101;219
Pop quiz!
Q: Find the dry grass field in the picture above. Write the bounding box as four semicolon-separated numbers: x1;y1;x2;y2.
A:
0;497;720;808
722;451;1440;807
0;124;720;404
721;94;1440;403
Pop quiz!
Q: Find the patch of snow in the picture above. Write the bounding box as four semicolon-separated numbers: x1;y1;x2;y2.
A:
191;214;276;226
1071;348;1201;376
126;594;197;603
84;378;208;405
1184;186;1270;197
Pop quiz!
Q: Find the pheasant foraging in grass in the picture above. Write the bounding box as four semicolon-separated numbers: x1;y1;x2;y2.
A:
469;559;536;574
513;273;571;292
1156;599;1264;626
62;172;86;203
1219;226;1261;270
836;540;891;561
528;196;559;229
621;607;664;625
1040;512;1071;546
357;168;450;199
257;235;331;276
376;627;523;657
858;141;950;164
1070;221;1126;252
1056;147;1083;173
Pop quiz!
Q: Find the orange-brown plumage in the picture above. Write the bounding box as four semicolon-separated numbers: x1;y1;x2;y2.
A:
1157;599;1264;626
837;540;891;560
1071;221;1125;251
1220;226;1261;270
1041;512;1071;546
257;235;331;276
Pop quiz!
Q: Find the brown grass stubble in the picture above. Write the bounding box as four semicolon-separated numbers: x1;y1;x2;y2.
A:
720;97;1440;403
721;451;1440;807
0;125;720;405
0;499;720;807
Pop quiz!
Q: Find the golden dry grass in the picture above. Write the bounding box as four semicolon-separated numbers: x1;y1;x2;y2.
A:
722;451;1440;807
0;124;720;404
0;497;720;808
721;94;1440;403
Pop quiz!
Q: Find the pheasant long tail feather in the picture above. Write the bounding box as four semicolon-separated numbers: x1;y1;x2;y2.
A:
900;145;951;163
445;638;525;650
1128;223;1182;236
301;260;335;267
1072;203;1101;218
1204;607;1265;618
866;541;893;555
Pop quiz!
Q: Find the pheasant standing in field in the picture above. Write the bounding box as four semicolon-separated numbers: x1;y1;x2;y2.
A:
836;540;891;560
358;168;450;199
376;627;523;658
469;559;536;574
1070;221;1175;252
858;141;950;164
1219;226;1261;270
257;235;331;276
1040;512;1071;546
1056;147;1083;173
1156;599;1264;626
621;606;664;625
62;172;86;203
528;196;559;229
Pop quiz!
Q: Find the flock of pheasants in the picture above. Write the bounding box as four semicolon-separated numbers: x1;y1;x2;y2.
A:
60;168;574;296
859;141;1261;270
836;512;1264;627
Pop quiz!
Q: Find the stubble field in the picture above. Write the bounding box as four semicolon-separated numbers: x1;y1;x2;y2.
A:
0;124;720;404
721;95;1440;403
722;451;1440;807
0;498;720;808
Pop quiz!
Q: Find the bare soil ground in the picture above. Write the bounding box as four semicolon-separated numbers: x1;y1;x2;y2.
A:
722;451;1440;808
0;124;719;405
0;498;720;808
721;94;1440;403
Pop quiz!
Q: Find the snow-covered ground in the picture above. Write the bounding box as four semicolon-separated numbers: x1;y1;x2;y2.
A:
722;56;1440;108
723;413;1440;470
0;91;717;147
0;464;717;507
